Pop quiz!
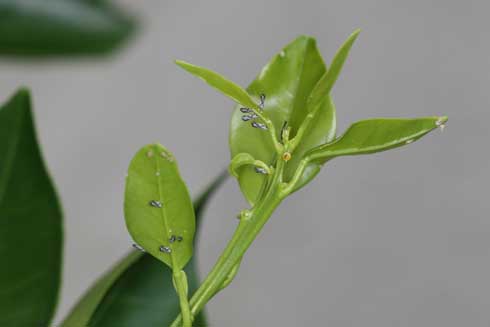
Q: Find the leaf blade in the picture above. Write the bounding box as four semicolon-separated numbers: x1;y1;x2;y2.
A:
0;0;136;56
124;144;195;270
307;117;448;163
307;29;360;113
229;36;336;204
59;251;142;327
0;89;63;326
176;60;260;110
61;173;226;327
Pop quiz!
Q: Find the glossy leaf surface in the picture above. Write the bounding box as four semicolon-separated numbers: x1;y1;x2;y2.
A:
0;0;136;56
288;30;360;192
307;117;448;164
0;89;62;326
229;153;271;178
62;172;226;327
307;29;360;113
229;36;336;204
124;144;195;270
176;60;260;110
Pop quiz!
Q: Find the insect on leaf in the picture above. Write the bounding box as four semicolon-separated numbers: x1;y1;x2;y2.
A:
229;153;271;178
229;36;336;204
175;60;260;110
62;172;227;327
124;144;195;270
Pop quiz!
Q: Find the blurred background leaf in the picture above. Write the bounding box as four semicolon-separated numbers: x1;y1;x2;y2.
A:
0;0;137;57
0;89;63;326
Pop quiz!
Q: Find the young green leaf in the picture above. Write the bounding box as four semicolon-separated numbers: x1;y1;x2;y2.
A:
124;144;195;270
284;30;360;192
62;173;226;327
307;29;360;113
175;60;260;110
0;0;136;56
229;36;336;204
306;117;448;164
229;153;271;178
0;89;62;326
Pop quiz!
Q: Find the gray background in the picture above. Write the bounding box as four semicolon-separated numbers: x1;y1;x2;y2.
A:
1;0;488;326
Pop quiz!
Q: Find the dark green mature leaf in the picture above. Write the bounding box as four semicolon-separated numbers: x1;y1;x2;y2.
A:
175;60;260;110
61;172;227;327
125;144;195;270
0;89;62;326
0;0;136;56
60;251;142;327
229;36;336;204
306;117;448;163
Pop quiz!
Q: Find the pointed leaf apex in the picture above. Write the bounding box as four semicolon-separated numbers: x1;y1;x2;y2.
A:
175;59;259;110
351;28;362;38
438;116;449;124
15;87;31;98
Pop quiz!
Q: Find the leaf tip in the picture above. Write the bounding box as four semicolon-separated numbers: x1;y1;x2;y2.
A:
438;115;448;124
15;87;31;98
175;59;191;70
291;35;317;48
11;88;31;108
346;28;361;46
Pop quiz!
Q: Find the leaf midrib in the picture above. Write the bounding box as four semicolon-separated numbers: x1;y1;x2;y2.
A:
154;156;176;267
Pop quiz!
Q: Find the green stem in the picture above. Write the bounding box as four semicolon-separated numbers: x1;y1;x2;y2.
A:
280;157;310;196
170;160;286;327
173;270;192;327
253;111;283;154
289;110;316;152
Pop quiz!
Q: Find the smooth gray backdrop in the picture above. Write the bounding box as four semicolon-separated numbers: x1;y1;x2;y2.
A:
1;0;488;326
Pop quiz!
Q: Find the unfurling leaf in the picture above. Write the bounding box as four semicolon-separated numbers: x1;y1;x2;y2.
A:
229;153;271;178
306;117;448;163
175;60;260;110
124;144;195;269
